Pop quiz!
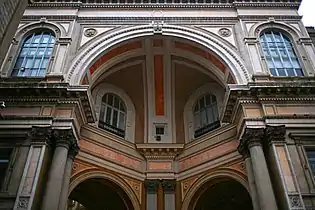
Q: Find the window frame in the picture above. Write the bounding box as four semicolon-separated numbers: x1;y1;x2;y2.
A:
193;93;220;138
11;31;56;77
259;30;304;77
98;93;127;138
184;83;224;142
93;83;136;142
0;147;15;192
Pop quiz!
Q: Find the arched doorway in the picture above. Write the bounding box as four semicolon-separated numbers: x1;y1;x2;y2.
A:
68;178;134;210
190;178;253;210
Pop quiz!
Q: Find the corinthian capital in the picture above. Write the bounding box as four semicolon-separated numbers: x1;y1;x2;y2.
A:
265;125;286;144
68;143;79;160
52;129;76;149
29;126;53;146
238;128;264;157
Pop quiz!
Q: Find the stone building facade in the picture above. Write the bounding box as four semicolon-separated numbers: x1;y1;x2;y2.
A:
0;0;315;210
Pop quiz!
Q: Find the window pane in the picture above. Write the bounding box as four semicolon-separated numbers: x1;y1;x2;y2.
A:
114;96;119;108
112;110;118;127
118;112;125;130
108;94;113;106
194;113;201;130
105;107;112;124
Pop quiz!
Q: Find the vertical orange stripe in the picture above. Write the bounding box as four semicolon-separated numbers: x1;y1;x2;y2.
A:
154;55;164;116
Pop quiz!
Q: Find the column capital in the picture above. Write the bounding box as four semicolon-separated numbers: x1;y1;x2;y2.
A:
68;143;79;160
144;180;160;192
161;180;176;192
265;125;286;144
238;128;264;157
28;126;53;146
243;128;264;148
52;129;76;149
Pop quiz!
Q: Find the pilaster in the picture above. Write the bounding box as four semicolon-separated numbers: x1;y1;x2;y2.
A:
14;126;52;210
265;125;305;210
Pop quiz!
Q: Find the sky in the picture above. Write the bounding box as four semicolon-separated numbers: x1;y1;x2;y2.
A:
299;0;315;27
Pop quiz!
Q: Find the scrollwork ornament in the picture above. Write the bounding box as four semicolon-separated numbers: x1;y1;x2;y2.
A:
161;180;176;192
144;180;159;192
218;28;232;37
84;28;97;37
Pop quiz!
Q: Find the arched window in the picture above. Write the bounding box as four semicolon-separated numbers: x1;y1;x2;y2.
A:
98;93;126;138
260;31;303;76
12;31;55;77
193;94;220;138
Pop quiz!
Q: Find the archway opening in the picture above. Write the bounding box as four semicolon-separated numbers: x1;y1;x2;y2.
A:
191;178;253;210
68;178;134;210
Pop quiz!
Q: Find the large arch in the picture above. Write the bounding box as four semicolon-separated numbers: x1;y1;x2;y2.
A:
69;169;141;210
181;168;249;210
66;24;250;85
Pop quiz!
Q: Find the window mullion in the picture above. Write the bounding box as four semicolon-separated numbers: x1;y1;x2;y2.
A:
38;33;51;76
20;33;36;76
279;33;298;76
263;33;278;76
271;32;287;76
31;32;44;77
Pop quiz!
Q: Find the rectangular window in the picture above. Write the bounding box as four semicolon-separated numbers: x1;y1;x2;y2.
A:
306;149;315;176
0;148;13;190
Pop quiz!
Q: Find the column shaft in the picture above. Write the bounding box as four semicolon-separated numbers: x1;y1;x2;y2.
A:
58;157;73;210
249;145;278;210
244;157;260;210
42;145;68;210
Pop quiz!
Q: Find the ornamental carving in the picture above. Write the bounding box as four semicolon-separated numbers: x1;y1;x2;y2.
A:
218;28;232;37
265;125;286;143
84;28;97;37
289;195;303;208
144;179;160;192
181;176;199;201
120;175;142;204
17;198;29;209
68;143;80;160
28;126;52;146
161;180;176;192
52;129;76;149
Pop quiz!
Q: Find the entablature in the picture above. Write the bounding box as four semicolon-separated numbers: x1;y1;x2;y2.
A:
28;0;301;9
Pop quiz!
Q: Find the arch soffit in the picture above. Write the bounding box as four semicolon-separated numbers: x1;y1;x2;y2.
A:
92;83;136;142
15;21;67;40
89;49;226;87
69;169;141;210
249;21;303;40
66;24;249;85
181;168;249;210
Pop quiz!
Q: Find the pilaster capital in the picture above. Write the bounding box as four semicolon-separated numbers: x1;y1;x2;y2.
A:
144;180;160;192
68;143;79;160
29;126;53;146
161;180;176;192
52;129;76;149
237;138;250;159
265;125;286;144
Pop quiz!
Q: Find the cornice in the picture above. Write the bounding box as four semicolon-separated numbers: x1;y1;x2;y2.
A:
28;0;301;9
136;144;184;160
223;77;315;123
0;78;95;123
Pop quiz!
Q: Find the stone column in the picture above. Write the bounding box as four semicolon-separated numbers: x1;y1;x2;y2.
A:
58;143;79;210
237;142;260;210
144;180;159;210
240;128;278;210
161;180;176;210
41;129;75;210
